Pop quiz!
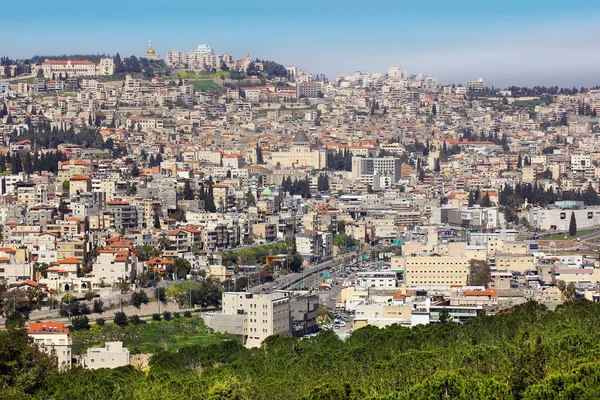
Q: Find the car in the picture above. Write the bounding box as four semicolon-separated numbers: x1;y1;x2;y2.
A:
330;297;336;301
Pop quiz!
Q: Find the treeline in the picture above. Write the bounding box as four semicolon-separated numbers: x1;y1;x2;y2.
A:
29;54;110;64
255;60;288;77
0;150;67;174
326;148;352;171
6;300;600;398
281;176;311;198
9;123;109;150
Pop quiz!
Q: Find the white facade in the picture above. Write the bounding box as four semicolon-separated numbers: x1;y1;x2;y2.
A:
28;322;72;370
85;342;130;370
222;292;291;348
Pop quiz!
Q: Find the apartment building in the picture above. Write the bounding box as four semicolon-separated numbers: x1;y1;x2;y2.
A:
394;255;470;288
351;157;402;184
222;292;291;348
28;322;72;369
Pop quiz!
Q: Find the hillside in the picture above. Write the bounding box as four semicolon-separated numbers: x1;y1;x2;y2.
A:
3;300;600;399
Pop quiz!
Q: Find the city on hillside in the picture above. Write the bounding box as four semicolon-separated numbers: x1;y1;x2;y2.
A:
2;37;600;399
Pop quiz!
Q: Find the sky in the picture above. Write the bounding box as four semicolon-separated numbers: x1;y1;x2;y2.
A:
2;0;600;87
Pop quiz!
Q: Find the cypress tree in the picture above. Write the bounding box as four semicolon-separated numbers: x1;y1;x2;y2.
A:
569;213;577;236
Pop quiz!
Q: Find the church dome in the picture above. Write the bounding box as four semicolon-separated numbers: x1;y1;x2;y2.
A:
261;187;272;196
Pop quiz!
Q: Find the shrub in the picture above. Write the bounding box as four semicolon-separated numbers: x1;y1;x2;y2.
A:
152;313;161;321
80;303;91;315
128;315;145;325
163;311;172;321
96;318;105;325
93;299;104;314
183;311;192;318
173;312;181;319
71;315;90;331
114;311;128;327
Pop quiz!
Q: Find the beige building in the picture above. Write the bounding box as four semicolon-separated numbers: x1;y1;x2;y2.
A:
495;254;535;273
393;255;470;287
70;175;92;196
221;292;291;348
268;130;327;169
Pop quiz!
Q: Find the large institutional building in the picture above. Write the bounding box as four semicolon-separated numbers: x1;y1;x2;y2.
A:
41;58;114;79
268;130;327;169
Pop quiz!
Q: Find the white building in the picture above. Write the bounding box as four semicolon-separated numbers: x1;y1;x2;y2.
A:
85;342;130;370
28;322;72;369
165;50;182;67
466;78;485;92
221;292;291;348
388;66;408;79
356;271;398;289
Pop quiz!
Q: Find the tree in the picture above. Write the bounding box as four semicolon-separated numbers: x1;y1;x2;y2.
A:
256;143;264;164
93;298;103;314
71;315;90;331
468;259;491;287
182;179;195;200
434;158;441;172
569;212;577;236
438;307;451;324
432;103;437;116
153;214;161;229
154;287;167;303
205;181;217;212
246;190;256;207
130;290;149;309
113;311;128;327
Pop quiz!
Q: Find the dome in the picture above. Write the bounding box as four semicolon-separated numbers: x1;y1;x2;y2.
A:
261;187;272;196
147;48;155;55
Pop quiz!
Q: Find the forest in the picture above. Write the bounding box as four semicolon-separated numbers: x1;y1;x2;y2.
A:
3;299;600;399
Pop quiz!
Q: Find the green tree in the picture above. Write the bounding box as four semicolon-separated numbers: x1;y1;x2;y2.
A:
71;315;90;330
569;212;577;236
246;190;256;207
113;311;128;327
130;290;149;309
183;179;195;200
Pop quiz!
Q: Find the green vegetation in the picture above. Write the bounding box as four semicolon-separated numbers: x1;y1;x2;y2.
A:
166;280;222;308
192;79;226;95
221;241;293;266
8;300;600;398
543;227;600;241
176;70;230;80
71;315;235;355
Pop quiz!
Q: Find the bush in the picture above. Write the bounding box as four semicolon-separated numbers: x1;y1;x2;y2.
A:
96;318;105;325
130;290;150;309
173;312;181;319
80;303;91;315
152;313;161;321
163;311;172;321
128;315;145;325
183;311;192;318
71;315;90;331
114;311;128;327
84;291;95;301
93;299;104;314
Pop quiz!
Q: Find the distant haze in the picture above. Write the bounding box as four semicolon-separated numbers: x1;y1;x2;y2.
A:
2;0;599;88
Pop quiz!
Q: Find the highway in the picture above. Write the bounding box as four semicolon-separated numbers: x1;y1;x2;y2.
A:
252;252;358;293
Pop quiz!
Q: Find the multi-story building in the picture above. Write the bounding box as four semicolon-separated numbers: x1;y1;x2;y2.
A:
221;291;291;348
297;81;322;98
388;66;408;79
394;255;470;288
28;322;72;369
165;50;182;67
466;78;485;91
351;157;402;185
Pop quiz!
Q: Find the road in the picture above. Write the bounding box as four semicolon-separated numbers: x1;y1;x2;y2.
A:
252;252;358;293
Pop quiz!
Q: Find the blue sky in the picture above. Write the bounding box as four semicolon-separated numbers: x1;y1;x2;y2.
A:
2;0;599;87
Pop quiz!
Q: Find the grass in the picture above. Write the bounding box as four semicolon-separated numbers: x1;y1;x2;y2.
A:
543;228;600;241
176;71;229;80
72;316;238;355
192;80;226;95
